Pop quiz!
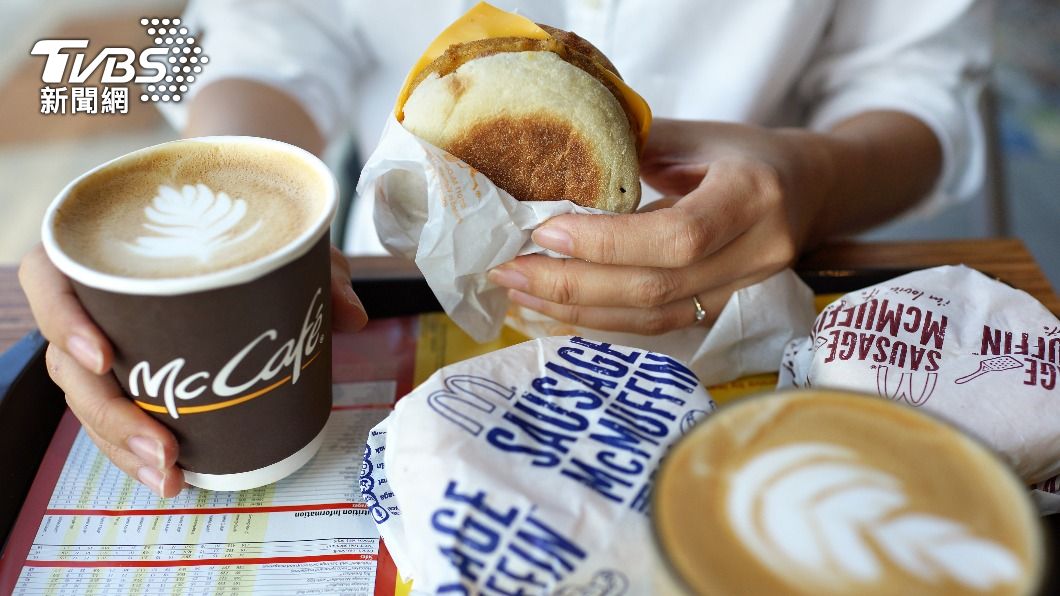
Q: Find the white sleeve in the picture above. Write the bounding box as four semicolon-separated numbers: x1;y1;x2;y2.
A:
798;0;993;218
158;0;366;147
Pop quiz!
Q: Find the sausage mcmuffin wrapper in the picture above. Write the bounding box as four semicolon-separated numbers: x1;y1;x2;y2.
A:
778;265;1060;491
359;336;716;592
357;117;816;385
1033;475;1060;515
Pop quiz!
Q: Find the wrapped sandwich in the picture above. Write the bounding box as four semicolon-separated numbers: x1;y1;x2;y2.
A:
358;2;653;341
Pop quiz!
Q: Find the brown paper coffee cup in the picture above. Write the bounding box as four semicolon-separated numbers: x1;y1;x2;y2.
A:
41;136;337;491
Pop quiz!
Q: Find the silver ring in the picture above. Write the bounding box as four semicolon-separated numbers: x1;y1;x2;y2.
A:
692;295;707;323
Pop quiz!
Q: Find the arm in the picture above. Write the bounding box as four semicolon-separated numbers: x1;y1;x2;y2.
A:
802;111;943;241
184;79;326;156
641;110;944;249
488;0;987;335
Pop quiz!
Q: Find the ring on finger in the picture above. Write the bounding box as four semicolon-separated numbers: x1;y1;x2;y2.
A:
691;295;707;324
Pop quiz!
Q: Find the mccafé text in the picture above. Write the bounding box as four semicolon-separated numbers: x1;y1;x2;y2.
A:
128;288;326;418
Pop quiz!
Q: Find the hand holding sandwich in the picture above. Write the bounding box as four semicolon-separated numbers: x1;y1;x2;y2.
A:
489;112;942;334
392;5;943;337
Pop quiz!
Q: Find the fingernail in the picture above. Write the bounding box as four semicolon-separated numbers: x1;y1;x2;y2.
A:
532;227;573;255
508;289;545;310
488;267;529;291
341;283;364;310
128;436;164;469
137;466;165;498
67;335;103;374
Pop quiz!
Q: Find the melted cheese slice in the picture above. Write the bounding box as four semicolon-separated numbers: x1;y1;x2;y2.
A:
394;1;651;149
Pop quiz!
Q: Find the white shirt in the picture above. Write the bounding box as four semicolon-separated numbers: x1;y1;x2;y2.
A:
165;0;992;255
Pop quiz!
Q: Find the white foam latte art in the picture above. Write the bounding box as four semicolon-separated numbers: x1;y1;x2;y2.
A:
727;443;1023;591
124;184;262;263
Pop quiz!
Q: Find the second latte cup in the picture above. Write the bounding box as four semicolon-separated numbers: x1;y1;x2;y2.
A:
41;136;338;492
652;389;1045;595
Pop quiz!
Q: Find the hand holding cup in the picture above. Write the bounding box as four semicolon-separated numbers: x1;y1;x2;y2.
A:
21;138;369;497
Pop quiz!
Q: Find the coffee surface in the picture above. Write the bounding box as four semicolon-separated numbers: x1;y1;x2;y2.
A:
54;140;326;278
654;391;1041;595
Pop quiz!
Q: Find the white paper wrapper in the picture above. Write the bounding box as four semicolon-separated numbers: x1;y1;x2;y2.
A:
778;265;1060;484
359;116;605;343
359;336;716;593
357;117;816;384
1032;476;1060;515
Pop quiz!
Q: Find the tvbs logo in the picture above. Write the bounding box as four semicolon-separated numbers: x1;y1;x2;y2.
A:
32;39;168;85
31;17;207;113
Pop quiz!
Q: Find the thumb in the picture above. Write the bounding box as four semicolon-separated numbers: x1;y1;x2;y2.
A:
641;161;710;198
636;196;680;213
641;119;762;195
642;118;743;164
329;247;368;332
640;119;725;195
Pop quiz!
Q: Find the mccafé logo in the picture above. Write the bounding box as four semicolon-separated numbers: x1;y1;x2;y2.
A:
129;288;326;419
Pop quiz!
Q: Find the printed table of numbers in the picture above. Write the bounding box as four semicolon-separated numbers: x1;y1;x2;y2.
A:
10;381;396;596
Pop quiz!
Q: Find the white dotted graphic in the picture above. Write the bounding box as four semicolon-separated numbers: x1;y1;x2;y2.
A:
139;16;207;103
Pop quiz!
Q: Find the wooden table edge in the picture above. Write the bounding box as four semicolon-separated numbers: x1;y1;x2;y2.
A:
1;238;1057;354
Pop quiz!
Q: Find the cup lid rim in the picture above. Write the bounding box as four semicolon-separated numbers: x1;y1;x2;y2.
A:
41;135;338;296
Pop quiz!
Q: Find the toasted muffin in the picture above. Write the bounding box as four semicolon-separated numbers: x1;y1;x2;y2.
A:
401;28;641;213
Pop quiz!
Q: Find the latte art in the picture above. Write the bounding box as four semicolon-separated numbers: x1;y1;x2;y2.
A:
653;391;1042;595
52;139;326;279
125;184;262;262
728;442;1022;592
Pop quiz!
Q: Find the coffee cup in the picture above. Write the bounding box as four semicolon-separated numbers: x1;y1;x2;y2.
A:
652;390;1044;595
41;136;337;491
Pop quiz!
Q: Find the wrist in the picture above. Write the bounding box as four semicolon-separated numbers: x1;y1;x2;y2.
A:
775;127;855;249
802;111;943;237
